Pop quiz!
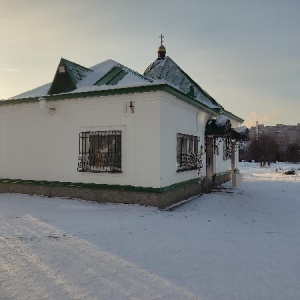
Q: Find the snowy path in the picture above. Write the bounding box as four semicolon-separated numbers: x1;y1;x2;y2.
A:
0;215;199;299
0;162;300;299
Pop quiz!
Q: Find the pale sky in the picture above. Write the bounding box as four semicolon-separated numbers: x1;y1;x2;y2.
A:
1;0;299;127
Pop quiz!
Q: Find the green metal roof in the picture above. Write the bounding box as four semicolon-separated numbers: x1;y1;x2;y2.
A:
144;56;223;109
2;55;244;124
95;67;127;86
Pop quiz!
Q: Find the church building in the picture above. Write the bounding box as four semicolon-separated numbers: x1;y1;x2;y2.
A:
0;37;248;208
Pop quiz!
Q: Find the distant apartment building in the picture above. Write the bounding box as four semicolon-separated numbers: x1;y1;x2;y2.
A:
249;124;300;153
240;123;300;161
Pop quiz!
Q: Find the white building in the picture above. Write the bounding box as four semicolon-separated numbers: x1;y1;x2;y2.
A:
0;42;247;207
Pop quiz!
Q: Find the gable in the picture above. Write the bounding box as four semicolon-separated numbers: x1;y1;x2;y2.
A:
48;58;93;95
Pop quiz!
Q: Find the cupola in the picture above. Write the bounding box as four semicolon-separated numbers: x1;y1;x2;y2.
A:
157;34;166;59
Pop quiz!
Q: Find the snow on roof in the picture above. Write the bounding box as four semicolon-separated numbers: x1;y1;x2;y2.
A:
70;81;157;94
9;59;152;100
72;59;152;93
6;56;237;121
9;83;52;100
76;59;119;89
215;115;229;126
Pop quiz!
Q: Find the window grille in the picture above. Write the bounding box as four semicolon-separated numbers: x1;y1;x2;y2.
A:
77;131;122;173
223;137;231;160
176;133;200;172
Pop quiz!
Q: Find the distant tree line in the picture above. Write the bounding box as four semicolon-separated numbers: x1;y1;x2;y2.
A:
286;143;300;163
240;133;300;165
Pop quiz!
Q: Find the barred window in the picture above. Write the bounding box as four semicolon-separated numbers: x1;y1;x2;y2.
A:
77;131;122;173
176;133;200;172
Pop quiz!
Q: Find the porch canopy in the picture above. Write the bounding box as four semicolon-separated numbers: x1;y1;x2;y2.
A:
231;126;249;141
205;115;231;137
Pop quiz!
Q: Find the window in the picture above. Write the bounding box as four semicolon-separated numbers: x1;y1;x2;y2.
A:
176;133;200;172
77;131;122;173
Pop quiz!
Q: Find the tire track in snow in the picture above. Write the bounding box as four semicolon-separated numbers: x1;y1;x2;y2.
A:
0;215;202;299
16;215;200;299
24;216;201;299
0;242;64;300
0;237;93;300
0;216;98;300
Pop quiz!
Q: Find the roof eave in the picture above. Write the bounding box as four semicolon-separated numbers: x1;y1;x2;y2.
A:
0;83;241;122
218;109;244;123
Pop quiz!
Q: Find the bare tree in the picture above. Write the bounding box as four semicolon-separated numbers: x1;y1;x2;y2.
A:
286;143;300;163
248;133;279;166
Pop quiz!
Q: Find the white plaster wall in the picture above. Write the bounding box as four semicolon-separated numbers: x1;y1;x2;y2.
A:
0;91;162;188
215;140;231;173
0;91;243;189
132;96;161;188
160;92;210;187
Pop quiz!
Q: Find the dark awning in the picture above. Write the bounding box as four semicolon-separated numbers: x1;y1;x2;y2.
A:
231;127;249;141
205;115;231;137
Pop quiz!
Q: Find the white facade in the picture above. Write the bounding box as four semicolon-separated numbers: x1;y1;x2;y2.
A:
160;92;208;186
0;89;242;189
0;92;159;187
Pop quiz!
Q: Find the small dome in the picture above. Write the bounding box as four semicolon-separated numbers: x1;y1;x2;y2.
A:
157;44;166;53
157;44;166;59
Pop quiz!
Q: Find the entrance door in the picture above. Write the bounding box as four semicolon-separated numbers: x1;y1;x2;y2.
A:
206;137;214;184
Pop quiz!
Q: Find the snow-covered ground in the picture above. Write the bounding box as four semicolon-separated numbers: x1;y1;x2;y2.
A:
0;162;299;300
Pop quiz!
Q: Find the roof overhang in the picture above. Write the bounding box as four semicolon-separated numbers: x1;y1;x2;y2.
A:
0;83;215;113
0;83;244;123
231;127;250;141
205;116;232;137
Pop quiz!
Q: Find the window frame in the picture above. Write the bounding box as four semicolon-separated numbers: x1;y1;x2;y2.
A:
176;133;200;172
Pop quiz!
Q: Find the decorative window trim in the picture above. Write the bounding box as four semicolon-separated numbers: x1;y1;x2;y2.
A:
77;130;122;173
176;133;201;172
223;137;231;160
